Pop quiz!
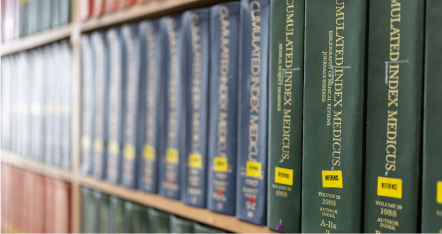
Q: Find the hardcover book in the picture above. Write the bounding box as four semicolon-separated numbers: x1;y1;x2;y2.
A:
98;191;110;233
44;47;55;164
30;49;46;161
302;0;368;232
123;200;135;233
236;0;270;225
193;223;224;233
60;42;71;170
181;8;210;208
108;196;124;233
1;57;12;151
132;204;149;233
91;189;101;232
39;0;51;31
207;1;240;216
59;0;70;26
50;0;59;28
364;1;424;232
52;43;62;166
170;215;194;233
148;208;170;233
81;187;94;233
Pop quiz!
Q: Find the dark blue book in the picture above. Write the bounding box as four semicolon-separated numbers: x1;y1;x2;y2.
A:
105;27;125;185
159;15;185;200
121;24;141;189
181;8;210;208
91;31;109;179
207;1;240;216
137;19;164;193
80;35;95;175
236;0;270;225
60;41;71;170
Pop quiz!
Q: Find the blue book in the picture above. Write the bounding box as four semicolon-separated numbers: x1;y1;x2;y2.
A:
91;31;109;179
207;1;240;216
44;47;55;164
236;0;270;225
80;35;95;175
137;19;165;193
60;41;71;170
159;15;185;200
52;43;62;166
121;24;141;189
181;8;210;208
105;27;125;185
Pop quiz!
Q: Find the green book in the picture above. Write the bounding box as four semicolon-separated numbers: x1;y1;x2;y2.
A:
422;1;442;233
169;215;194;233
92;190;102;233
19;0;28;37
98;192;110;233
59;0;71;26
193;223;224;233
363;0;425;232
39;0;51;31
267;0;304;232
123;200;135;233
50;0;59;28
148;208;170;233
132;204;149;233
108;196;124;233
302;0;367;232
81;187;94;233
27;0;38;35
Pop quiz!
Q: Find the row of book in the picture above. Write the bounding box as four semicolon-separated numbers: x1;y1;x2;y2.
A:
1;0;71;42
1;164;71;233
81;187;224;233
79;0;441;232
1;42;72;170
79;0;154;21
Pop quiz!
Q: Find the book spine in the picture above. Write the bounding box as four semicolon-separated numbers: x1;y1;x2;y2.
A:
1;57;12;151
91;190;101;233
122;24;140;189
92;0;103;18
44;47;54;164
27;0;37;35
138;19;164;193
50;0;59;28
148;208;171;233
104;0;116;13
267;0;304;232
236;0;270;225
363;0;424;232
40;0;51;31
207;2;240;216
302;0;368;232
52;43;62;166
181;8;210;208
170;215;194;233
97;192;109;233
105;28;124;184
422;0;442;232
59;0;70;26
19;0;27;37
60;42;71;170
109;196;124;232
159;15;184;200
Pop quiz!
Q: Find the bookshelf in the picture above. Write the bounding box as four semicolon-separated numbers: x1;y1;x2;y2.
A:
0;0;274;233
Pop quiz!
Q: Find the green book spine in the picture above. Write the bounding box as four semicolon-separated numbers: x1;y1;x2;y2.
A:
193;223;224;233
422;1;442;232
169;215;194;233
302;0;367;232
40;0;51;31
27;0;37;34
59;0;71;26
19;0;28;37
98;192;110;233
363;0;425;232
123;200;134;233
81;187;94;233
109;196;124;233
148;208;170;233
267;0;304;232
50;0;59;28
132;205;149;233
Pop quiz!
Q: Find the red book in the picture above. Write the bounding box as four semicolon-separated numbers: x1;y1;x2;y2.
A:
53;181;71;233
23;171;33;233
44;178;55;233
80;0;90;21
91;0;104;18
117;0;135;9
104;0;117;13
34;175;45;233
1;164;11;232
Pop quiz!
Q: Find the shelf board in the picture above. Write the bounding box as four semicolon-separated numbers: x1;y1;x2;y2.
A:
1;25;72;56
1;150;73;182
79;175;274;233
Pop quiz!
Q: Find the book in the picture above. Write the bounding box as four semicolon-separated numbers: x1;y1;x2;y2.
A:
123;200;135;233
181;7;210;208
80;35;96;175
421;1;442;232
59;0;71;26
60;41;71;170
43;47;55;164
147;208;170;233
81;187;94;233
159;14;184;200
1;56;12;151
193;223;224;233
138;19;164;193
302;0;368;232
105;27;125;185
132;204;149;233
363;1;425;232
91;189;101;232
50;0;59;28
267;0;304;232
207;1;240;216
19;0;28;37
98;191;110;233
39;0;51;31
26;0;38;35
80;0;90;21
53;180;71;233
91;31;109;179
52;43;62;166
92;0;103;18
236;0;270;225
170;215;194;233
108;196;125;233
104;0;117;13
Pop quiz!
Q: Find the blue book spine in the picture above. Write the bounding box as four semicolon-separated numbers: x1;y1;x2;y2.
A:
1;57;12;151
106;28;125;185
52;43;62;166
207;2;240;216
44;47;54;164
91;31;109;179
181;8;210;208
80;35;95;175
236;0;270;225
159;15;184;200
60;42;71;170
138;19;164;193
122;24;140;189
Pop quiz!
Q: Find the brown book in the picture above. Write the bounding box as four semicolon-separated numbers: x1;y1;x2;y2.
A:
44;177;55;233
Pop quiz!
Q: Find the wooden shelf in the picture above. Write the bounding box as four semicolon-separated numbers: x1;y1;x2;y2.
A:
79;175;274;233
1;25;72;56
1;150;73;182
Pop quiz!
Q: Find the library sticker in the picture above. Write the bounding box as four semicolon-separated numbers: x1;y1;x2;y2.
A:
322;170;343;188
377;176;402;199
275;167;294;186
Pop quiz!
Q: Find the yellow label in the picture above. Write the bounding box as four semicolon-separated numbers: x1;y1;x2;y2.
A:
246;161;262;178
93;138;103;152
377;177;402;199
123;145;135;160
143;145;156;160
275;167;293;186
166;148;179;164
437;181;442;204
82;136;91;150
322;170;343;188
189;153;202;169
213;157;228;172
108;140;120;155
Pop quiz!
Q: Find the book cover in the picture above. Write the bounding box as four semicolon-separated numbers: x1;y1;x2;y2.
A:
50;0;59;28
148;208;170;233
170;215;194;233
98;191;110;233
421;0;442;232
132;204;149;233
60;41;71;170
159;14;184;200
181;8;210;208
267;0;304;232
105;27;125;185
123;200;135;233
39;0;51;31
302;0;368;232
80;35;95;175
59;0;70;26
26;0;38;35
91;189;101;232
207;1;240;216
138;19;164;193
364;0;424;232
44;47;55;164
81;187;94;233
236;0;270;225
52;43;62;166
108;196;124;233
